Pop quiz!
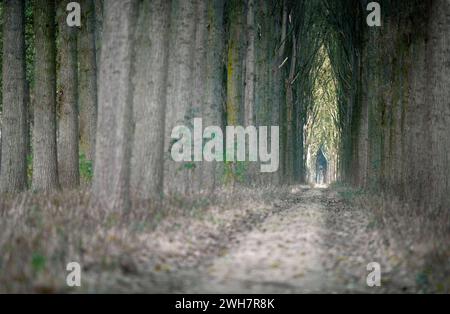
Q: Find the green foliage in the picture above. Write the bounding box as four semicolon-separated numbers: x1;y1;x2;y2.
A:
79;153;93;181
31;253;46;273
183;162;196;170
222;161;248;185
233;162;248;182
416;270;430;291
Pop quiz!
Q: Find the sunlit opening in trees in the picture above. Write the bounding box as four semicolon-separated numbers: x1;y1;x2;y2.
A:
305;46;339;185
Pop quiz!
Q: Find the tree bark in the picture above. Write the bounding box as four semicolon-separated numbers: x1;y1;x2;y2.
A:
226;0;244;127
244;0;260;184
201;0;225;191
79;0;98;162
94;0;103;68
32;0;59;191
57;0;79;189
164;0;198;195
254;0;270;184
427;0;450;212
130;0;171;201
285;32;296;184
92;0;138;211
224;0;245;185
244;0;255;127
274;0;287;184
0;0;28;193
191;0;208;193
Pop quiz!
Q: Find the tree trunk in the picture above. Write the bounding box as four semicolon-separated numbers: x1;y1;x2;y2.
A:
130;0;171;201
254;0;271;184
94;0;103;68
274;0;287;185
92;0;138;211
191;0;208;193
57;0;79;189
244;0;260;184
201;0;225;191
244;0;255;127
225;0;245;185
226;0;244;127
285;33;296;184
164;0;198;195
79;0;98;162
0;0;28;193
32;0;59;191
427;0;450;212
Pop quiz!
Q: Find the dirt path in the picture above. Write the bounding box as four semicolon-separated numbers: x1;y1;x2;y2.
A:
194;187;327;293
187;187;413;293
87;186;414;293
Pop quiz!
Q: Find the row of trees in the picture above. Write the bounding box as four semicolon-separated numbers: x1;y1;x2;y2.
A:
329;0;450;214
5;0;446;215
2;0;334;210
0;0;99;192
93;0;321;209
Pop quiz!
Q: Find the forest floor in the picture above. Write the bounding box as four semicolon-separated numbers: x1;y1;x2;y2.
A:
1;185;448;293
81;186;442;293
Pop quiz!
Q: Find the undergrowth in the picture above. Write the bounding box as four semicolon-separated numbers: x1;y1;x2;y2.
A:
0;185;289;293
331;181;450;293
